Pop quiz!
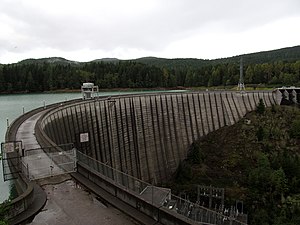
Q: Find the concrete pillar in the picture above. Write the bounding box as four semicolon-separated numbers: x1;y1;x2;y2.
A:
291;90;297;103
204;93;213;132
199;93;209;134
225;93;238;123
283;90;289;100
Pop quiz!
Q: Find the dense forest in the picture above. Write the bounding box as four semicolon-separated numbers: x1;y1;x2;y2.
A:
0;46;299;93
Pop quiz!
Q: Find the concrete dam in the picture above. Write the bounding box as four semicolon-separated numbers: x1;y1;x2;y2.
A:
39;91;277;184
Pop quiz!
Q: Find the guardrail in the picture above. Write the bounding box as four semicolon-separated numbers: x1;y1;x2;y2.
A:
77;150;247;225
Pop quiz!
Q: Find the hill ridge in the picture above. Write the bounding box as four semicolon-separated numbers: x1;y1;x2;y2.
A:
10;45;300;67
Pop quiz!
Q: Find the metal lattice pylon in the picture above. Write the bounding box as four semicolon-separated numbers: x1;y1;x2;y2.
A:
237;57;245;91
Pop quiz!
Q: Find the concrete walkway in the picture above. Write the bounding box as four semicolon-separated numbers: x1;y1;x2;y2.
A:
71;172;160;225
16;111;44;150
16;111;66;180
13;110;138;225
10;111;48;225
29;179;137;225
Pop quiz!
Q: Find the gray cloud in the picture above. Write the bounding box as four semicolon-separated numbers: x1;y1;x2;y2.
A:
0;0;299;63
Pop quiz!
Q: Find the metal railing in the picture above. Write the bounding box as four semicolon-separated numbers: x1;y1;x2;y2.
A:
77;151;247;225
22;144;76;181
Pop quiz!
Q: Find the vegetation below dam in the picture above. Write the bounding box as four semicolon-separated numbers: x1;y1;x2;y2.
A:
167;103;300;225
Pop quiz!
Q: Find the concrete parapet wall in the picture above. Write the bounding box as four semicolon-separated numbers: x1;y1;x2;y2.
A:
39;91;276;185
76;162;192;225
5;183;34;220
4;105;45;221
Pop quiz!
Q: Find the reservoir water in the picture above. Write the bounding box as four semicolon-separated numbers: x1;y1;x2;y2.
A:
0;92;81;203
0;90;185;203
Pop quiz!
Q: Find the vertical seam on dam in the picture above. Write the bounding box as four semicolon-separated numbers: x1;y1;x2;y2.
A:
164;95;175;168
231;92;242;119
186;94;195;142
40;92;277;183
170;94;182;163
209;93;217;131
191;94;200;139
118;99;127;173
213;92;221;130
197;93;206;135
149;96;162;182
180;94;190;147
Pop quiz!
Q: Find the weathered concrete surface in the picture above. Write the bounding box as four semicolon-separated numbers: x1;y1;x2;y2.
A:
16;111;67;181
13;106;137;225
71;171;160;225
41;91;277;184
16;111;44;150
28;179;137;225
8;111;48;224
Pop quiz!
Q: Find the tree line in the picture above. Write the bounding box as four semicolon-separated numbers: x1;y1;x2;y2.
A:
0;59;299;93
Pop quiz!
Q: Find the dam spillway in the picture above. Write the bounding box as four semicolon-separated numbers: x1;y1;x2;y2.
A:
38;91;277;185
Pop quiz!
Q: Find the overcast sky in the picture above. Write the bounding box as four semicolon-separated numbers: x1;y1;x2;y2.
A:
0;0;299;64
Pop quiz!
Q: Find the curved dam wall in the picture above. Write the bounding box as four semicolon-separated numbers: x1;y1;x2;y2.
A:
40;91;276;184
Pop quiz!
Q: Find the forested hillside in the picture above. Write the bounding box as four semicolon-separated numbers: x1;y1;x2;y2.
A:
168;104;300;224
135;46;300;69
0;46;299;93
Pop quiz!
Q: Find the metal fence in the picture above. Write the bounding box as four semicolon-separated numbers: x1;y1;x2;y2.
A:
2;154;21;181
1;141;23;181
77;151;247;225
22;144;76;180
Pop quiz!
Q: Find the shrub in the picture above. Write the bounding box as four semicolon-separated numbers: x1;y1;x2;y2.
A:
290;119;300;138
256;98;265;115
187;142;203;164
256;126;265;141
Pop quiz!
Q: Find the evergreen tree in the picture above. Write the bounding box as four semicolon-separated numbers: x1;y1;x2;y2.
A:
257;99;265;115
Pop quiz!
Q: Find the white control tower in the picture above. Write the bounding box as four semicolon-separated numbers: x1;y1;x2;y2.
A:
81;83;99;100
